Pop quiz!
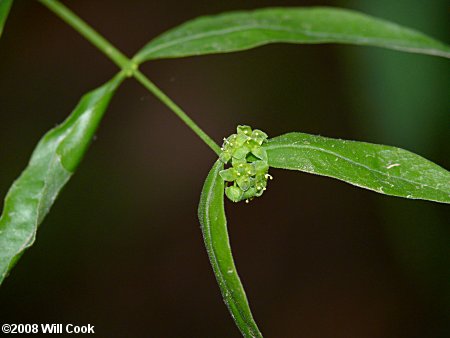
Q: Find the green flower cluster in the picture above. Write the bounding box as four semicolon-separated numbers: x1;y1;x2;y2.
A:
219;125;272;202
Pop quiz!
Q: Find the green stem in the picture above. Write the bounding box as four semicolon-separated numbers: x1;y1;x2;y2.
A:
134;71;221;155
39;0;221;155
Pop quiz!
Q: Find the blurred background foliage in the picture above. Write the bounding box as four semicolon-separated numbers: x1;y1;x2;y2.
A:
0;1;448;337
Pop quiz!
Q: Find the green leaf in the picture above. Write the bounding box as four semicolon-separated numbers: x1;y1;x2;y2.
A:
0;0;13;38
0;73;125;285
134;7;450;63
264;133;450;204
198;160;263;338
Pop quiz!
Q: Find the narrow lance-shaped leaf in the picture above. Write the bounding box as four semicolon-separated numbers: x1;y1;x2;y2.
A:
198;160;263;338
134;7;450;63
0;73;125;285
0;0;13;38
264;133;450;204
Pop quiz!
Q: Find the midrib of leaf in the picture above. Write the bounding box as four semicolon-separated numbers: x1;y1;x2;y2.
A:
22;159;70;255
139;23;447;59
0;75;125;284
135;7;450;62
1;123;77;280
34;96;108;224
203;163;258;337
36;151;69;224
265;143;436;191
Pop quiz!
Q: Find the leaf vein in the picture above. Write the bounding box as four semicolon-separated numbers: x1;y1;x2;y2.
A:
265;144;437;191
140;23;448;59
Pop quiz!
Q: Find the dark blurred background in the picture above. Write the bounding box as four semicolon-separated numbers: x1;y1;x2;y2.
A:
0;1;449;337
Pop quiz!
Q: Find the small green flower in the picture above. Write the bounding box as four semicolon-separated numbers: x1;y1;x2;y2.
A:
251;129;268;145
236;176;251;191
225;185;243;202
219;168;237;181
219;125;272;202
232;146;250;160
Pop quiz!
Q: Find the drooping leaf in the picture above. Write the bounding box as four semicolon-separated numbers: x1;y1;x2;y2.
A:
0;0;13;38
198;160;263;338
264;133;450;203
134;7;450;63
0;73;125;285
